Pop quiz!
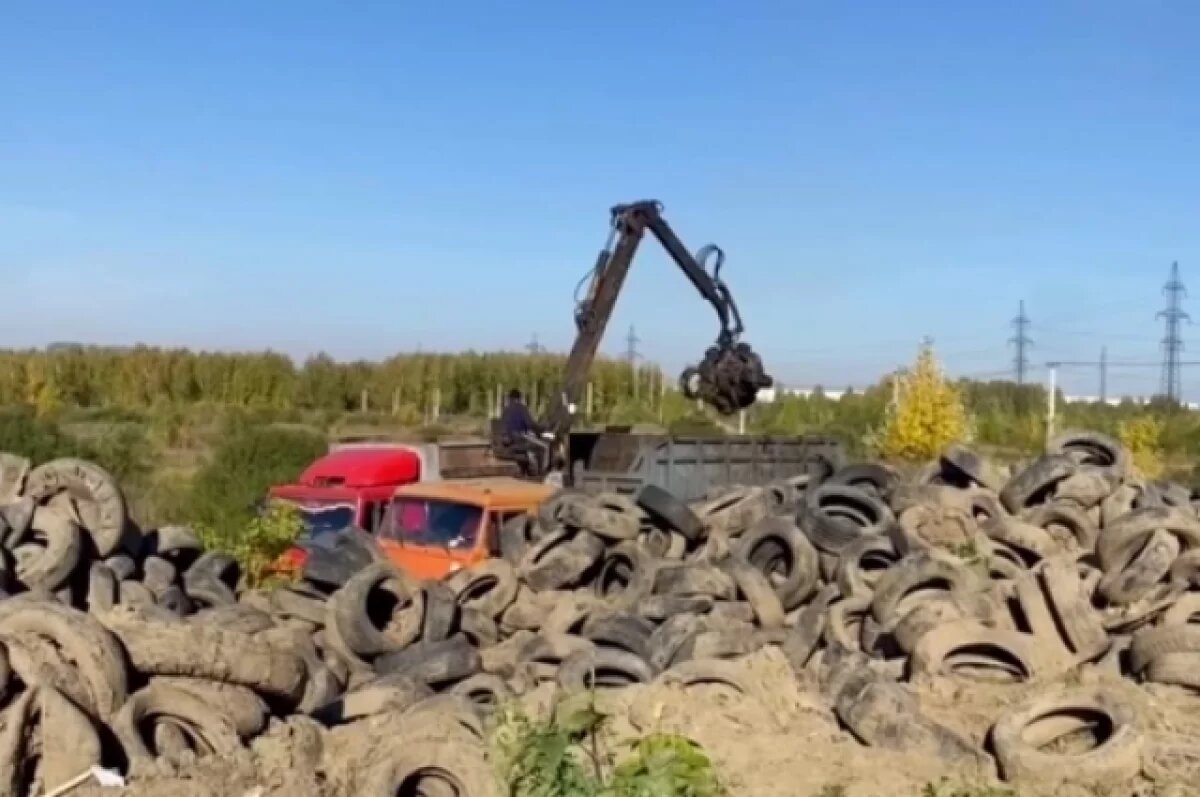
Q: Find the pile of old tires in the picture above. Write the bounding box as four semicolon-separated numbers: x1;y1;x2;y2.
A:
1;431;1200;795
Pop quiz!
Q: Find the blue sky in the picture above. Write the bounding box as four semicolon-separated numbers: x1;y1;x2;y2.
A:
2;1;1198;399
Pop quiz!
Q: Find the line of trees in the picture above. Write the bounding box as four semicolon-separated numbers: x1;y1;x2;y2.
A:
0;346;666;421
4;345;1199;468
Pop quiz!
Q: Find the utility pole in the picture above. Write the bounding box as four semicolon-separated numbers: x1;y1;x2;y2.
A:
1158;262;1189;405
625;325;640;399
1099;346;1108;404
1045;363;1058;444
1009;301;1033;385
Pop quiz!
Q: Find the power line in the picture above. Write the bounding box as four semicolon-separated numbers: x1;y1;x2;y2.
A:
1158;261;1189;404
1009;300;1033;385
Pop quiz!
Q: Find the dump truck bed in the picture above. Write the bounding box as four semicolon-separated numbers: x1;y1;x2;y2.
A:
567;431;845;502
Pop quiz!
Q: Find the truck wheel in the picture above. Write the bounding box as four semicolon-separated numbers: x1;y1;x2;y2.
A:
637;485;703;541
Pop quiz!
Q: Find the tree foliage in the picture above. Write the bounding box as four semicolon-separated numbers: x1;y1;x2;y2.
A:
1117;415;1166;479
0;346;663;420
188;421;327;530
878;342;970;460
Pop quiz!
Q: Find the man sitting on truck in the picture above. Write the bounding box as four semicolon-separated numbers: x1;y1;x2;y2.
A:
500;389;549;478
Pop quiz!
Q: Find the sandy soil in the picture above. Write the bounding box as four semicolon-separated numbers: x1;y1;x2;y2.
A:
65;647;1200;797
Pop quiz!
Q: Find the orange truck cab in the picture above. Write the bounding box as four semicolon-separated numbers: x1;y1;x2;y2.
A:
371;478;555;580
275;477;554;582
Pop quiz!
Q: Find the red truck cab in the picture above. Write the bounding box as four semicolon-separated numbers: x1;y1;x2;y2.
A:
266;445;421;542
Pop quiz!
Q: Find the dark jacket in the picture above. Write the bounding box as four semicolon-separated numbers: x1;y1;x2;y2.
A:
500;400;539;437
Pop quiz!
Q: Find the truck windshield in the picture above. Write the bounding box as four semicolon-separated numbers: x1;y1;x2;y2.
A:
273;500;356;541
379;498;483;551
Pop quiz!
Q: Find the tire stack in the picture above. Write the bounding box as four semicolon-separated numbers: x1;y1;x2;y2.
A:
1;432;1200;794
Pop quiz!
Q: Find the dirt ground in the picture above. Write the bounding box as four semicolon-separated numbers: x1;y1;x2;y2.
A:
66;647;1200;797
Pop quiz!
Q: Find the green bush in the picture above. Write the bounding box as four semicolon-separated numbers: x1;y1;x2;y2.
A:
188;422;326;533
195;500;303;588
490;691;725;797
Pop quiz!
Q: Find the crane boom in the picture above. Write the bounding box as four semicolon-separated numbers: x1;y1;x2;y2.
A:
528;201;771;476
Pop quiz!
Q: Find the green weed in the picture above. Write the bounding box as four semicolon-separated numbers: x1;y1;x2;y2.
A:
490;691;725;797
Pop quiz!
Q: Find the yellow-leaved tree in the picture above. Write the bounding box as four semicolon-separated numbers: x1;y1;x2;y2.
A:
1117;415;1165;480
878;340;970;460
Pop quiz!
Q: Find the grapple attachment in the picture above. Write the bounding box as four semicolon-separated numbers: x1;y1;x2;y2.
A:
679;341;773;415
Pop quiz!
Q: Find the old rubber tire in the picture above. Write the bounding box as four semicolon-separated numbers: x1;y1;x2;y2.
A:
557;647;654;690
327;562;425;659
1000;455;1078;513
800;485;895;555
559;493;643;541
1048;429;1129;479
0;597;127;719
156;677;269;739
991;687;1142;787
374;635;482;688
447;559;519;619
594;541;659;609
420;581;460;643
909;620;1058;682
736;515;819;610
361;739;496;797
636;484;703;541
0;686;102;795
101;606;306;702
14;506;82;593
24;457;131;557
113;682;242;774
518;530;605;592
719;556;786;629
827;463;900;501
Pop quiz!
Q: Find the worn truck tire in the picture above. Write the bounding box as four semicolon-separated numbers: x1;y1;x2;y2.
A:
652;562;735;600
870;551;981;628
593;541;658;609
328;562;425;659
1000;455;1078;514
156;677;269;739
24;457;131;557
560;493;643;541
375;635;483;688
991;688;1142;787
115;683;242;774
519;530;605;592
736;515;819;610
636;594;714;622
101;607;305;702
581;612;654;660
311;673;431;725
421;582;460;643
836;533;899;598
800;485;895;555
448;673;512;714
361;739;496;797
1048;430;1129;479
696;487;771;538
0;687;102;797
827;463;900;501
1098;527;1180;607
0;598;127;719
447;559;519;619
557;647;655;690
718;556;786;629
909;620;1057;683
637;484;703;541
14;506;82;594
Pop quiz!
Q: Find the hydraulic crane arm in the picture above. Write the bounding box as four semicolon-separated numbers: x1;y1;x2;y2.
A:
542;200;770;443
